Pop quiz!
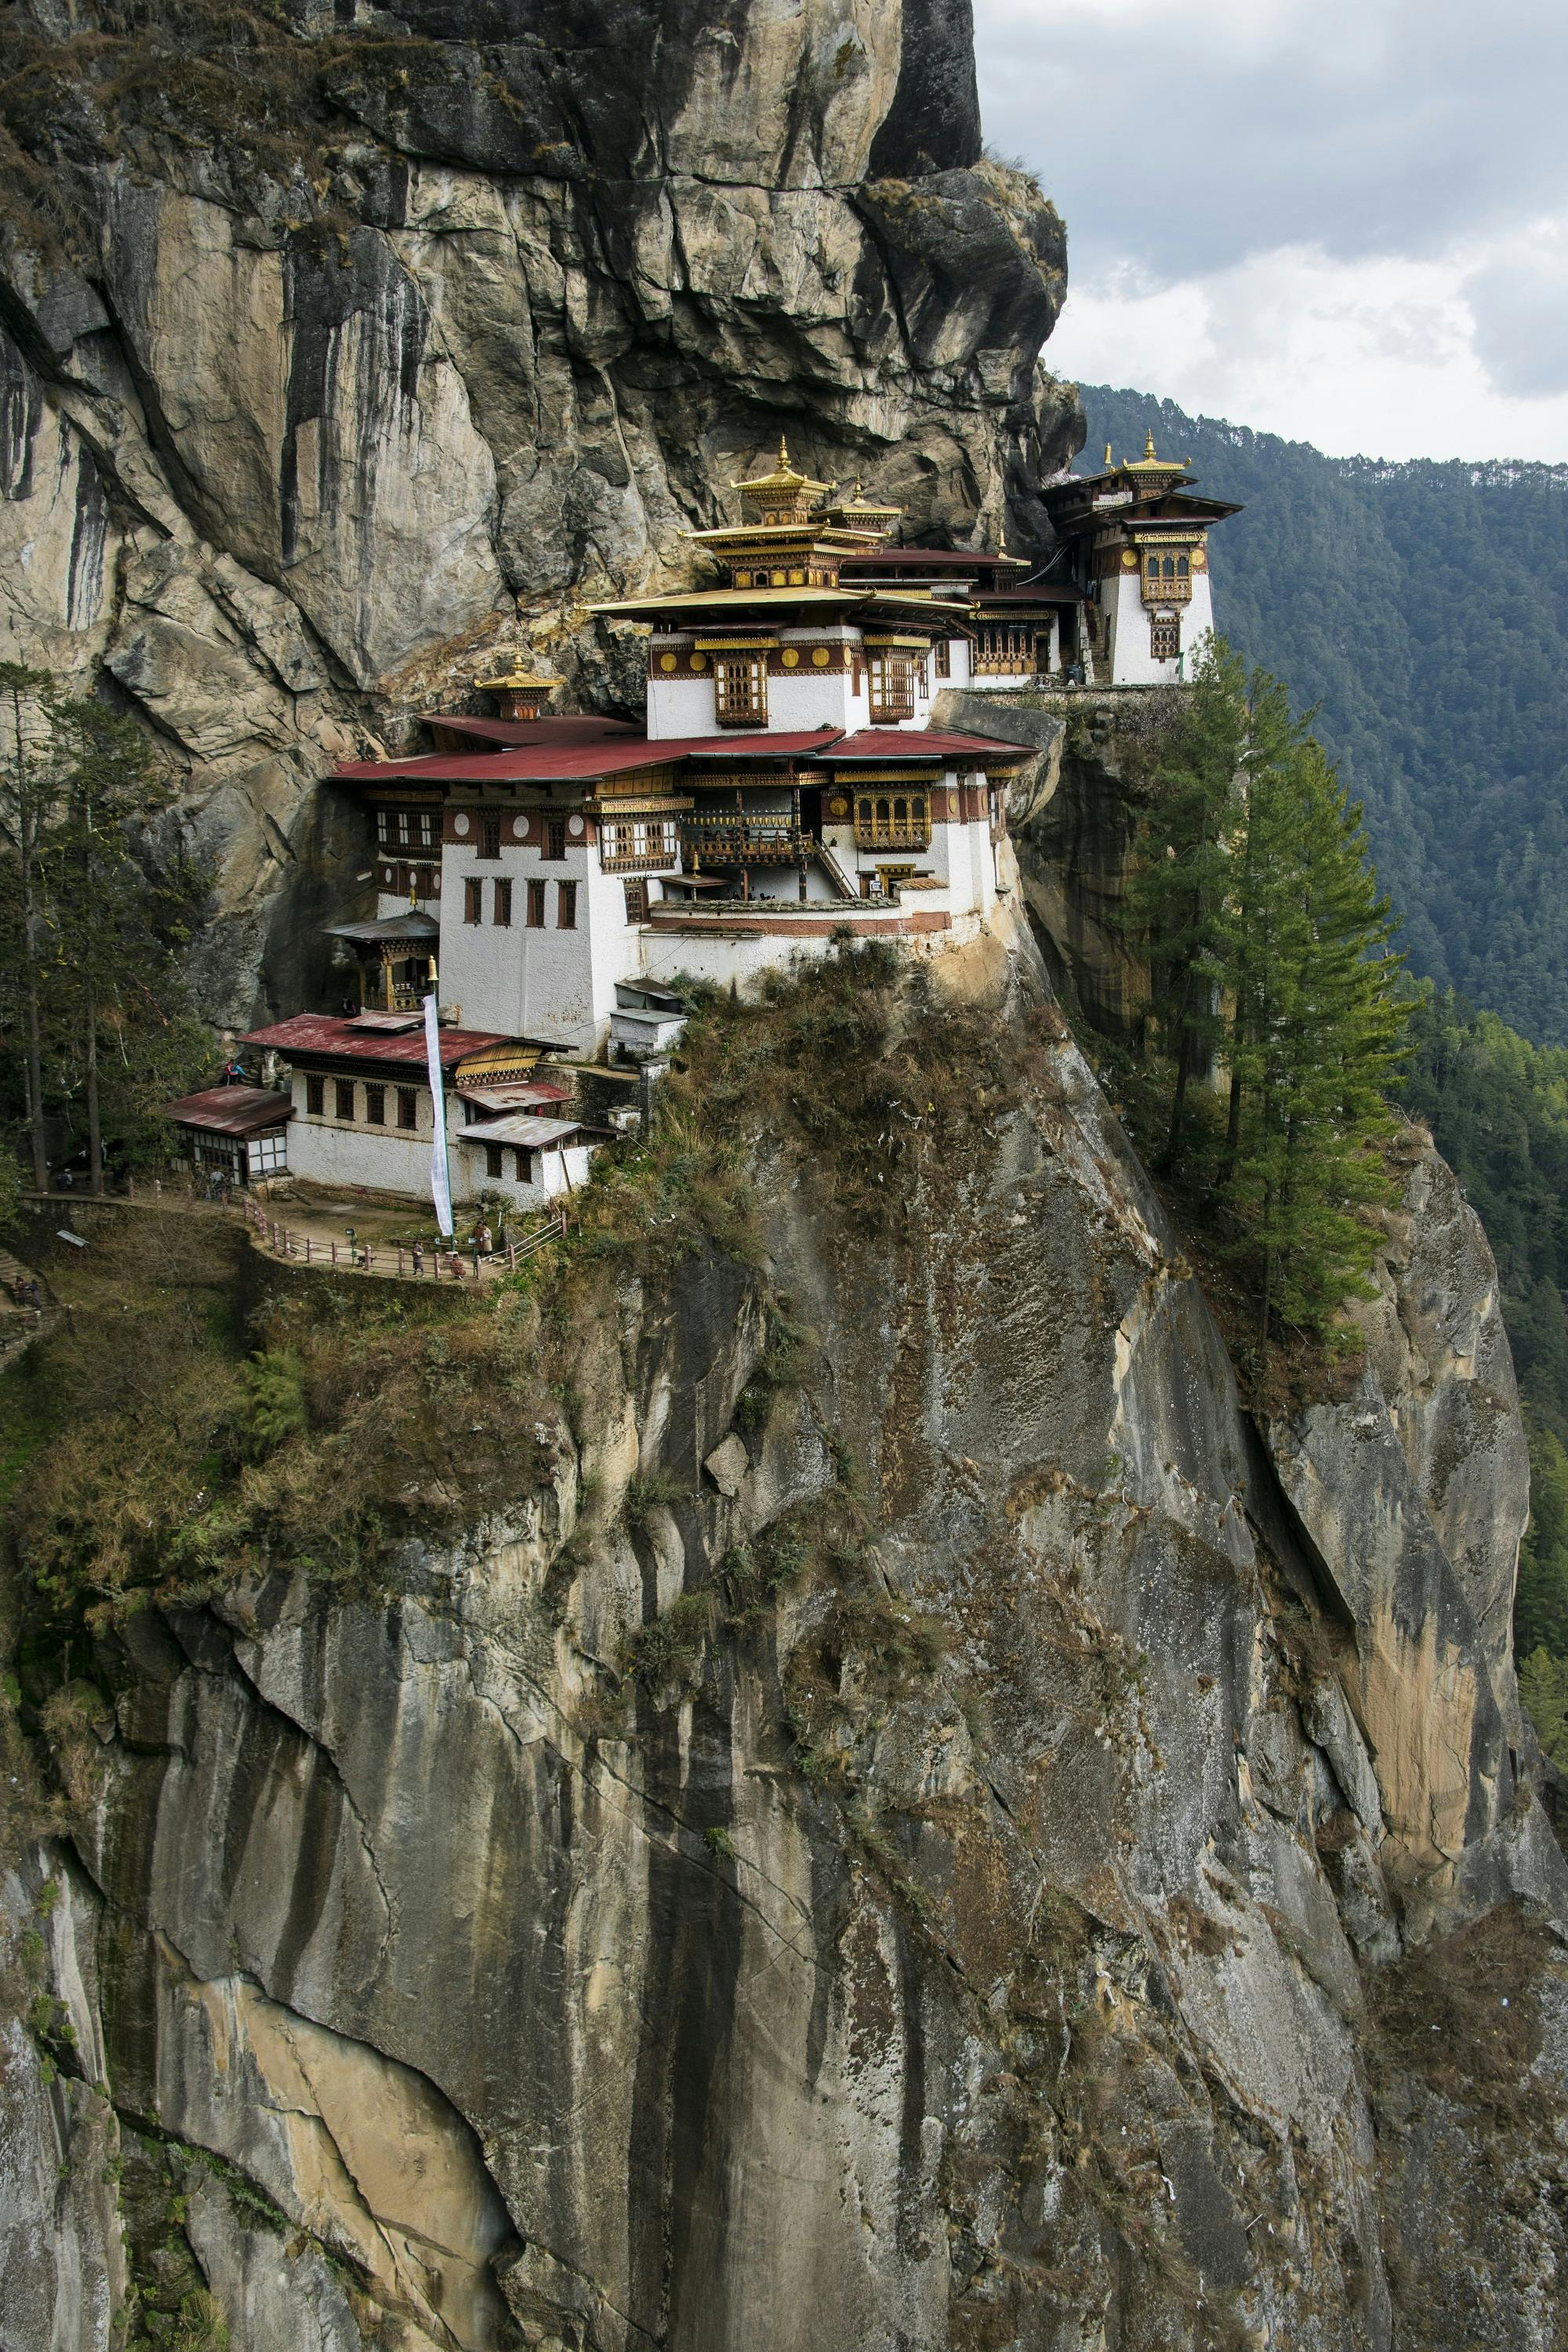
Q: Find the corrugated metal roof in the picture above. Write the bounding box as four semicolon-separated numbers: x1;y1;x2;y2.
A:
324;913;441;943
457;1081;572;1109
838;547;1027;570
241;1015;514;1069
332;729;844;785
158;1086;293;1136
829;729;1026;762
459;1116;579;1148
423;714;637;747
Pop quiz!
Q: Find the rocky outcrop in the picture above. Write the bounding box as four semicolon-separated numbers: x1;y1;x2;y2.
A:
0;0;1077;1024
13;917;1566;2350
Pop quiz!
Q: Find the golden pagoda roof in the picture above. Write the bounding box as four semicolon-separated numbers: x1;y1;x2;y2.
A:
827;481;902;523
1123;429;1189;474
731;436;833;501
588;585;972;622
475;657;564;691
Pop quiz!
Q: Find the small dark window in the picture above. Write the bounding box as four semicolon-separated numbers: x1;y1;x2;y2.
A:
365;1084;386;1125
623;879;648;922
1177;554;1189;578
335;1080;355;1121
545;818;567;862
485;1142;504;1180
305;1073;325;1116
493;877;513;926
527;878;546;927
465;877;482;924
514;1145;536;1185
481;812;503;858
397;1087;418;1131
419;865;437;898
935;638;951;677
557;880;578;930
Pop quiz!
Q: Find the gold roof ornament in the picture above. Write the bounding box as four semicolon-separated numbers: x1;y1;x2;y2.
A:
1124;428;1189;474
732;435;833;506
825;479;902;528
475;656;564;693
1104;442;1113;465
475;655;564;719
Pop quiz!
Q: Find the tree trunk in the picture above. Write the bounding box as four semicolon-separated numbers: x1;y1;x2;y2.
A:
19;796;47;1193
1221;1058;1243;1185
1161;1025;1195;1171
85;993;102;1194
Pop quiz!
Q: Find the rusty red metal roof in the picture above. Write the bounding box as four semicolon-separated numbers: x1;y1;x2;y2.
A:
331;729;845;785
837;546;1025;570
158;1085;293;1135
423;714;638;747
826;729;1026;763
241;1015;514;1070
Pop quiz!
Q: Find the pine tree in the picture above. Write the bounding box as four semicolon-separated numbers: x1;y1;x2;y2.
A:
1223;724;1407;1348
0;666;204;1188
1127;639;1247;1166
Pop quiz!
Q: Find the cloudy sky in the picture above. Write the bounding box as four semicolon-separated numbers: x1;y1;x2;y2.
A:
973;0;1568;461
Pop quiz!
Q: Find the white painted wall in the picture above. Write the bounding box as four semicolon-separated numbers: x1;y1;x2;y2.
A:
642;629;960;739
280;1065;586;1207
454;1138;592;1210
1105;569;1216;685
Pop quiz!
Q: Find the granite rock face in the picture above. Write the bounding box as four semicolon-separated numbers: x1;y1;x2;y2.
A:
0;0;1076;1025
15;916;1567;2351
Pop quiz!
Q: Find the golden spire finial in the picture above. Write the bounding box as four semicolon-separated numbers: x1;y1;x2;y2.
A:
779;434;790;470
1104;441;1112;466
1144;429;1157;460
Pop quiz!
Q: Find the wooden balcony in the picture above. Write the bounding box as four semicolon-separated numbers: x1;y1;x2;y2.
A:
681;815;812;865
1141;575;1192;606
599;847;681;875
854;818;931;851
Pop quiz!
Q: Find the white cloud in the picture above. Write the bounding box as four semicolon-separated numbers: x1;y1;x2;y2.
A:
975;0;1568;458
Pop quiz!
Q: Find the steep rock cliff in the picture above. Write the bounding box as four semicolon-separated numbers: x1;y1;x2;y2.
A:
6;908;1566;2352
0;0;1076;1022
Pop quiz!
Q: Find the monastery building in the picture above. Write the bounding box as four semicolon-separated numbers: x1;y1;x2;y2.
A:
202;437;1236;1214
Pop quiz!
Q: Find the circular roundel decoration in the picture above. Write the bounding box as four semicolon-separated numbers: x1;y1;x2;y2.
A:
568;815;585;838
827;794;850;820
381;866;394;886
782;647;800;668
811;645;830;667
1121;548;1138;568
1190;547;1207;569
452;812;470;837
512;814;528;840
691;652;708;671
659;652;677;672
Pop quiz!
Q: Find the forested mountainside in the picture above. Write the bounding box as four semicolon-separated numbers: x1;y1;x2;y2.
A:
1076;387;1568;1047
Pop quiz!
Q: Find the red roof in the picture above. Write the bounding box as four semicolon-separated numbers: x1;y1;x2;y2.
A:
975;584;1084;604
158;1085;292;1135
332;724;1025;785
666;731;841;760
828;729;1025;763
332;728;844;786
837;547;1025;570
423;714;637;747
241;1015;514;1071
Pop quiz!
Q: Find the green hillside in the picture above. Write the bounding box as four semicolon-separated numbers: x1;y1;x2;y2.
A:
1075;387;1568;1047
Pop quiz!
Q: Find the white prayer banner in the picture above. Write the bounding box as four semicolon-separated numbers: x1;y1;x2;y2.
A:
423;994;454;1238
